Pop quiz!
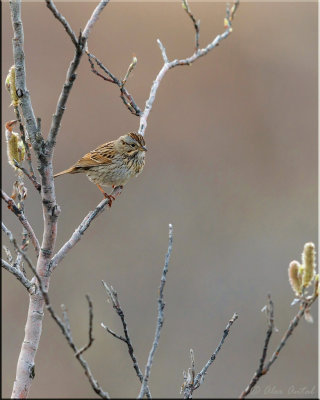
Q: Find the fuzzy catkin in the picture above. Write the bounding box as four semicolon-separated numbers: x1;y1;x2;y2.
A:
6;66;19;107
5;127;25;170
288;261;303;296
302;242;316;288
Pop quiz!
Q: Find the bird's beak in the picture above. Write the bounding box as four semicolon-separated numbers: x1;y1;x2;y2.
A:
141;145;147;152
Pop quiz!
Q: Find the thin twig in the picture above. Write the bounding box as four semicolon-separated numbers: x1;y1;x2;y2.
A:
101;324;126;342
44;295;109;398
75;294;95;357
102;282;151;398
87;52;141;116
46;0;110;149
138;224;173;399
1;190;40;257
194;313;239;387
13;160;41;192
157;39;168;64
182;313;238;398
3;245;13;264
239;295;317;398
257;295;274;374
49;186;123;272
2;222;37;277
45;0;78;47
2;258;33;292
2;223;35;292
182;0;200;51
12;106;40;191
61;304;72;338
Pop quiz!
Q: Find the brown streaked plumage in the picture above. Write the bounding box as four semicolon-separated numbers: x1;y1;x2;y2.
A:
54;132;147;205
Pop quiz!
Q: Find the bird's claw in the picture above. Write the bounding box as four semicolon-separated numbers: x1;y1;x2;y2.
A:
104;193;116;207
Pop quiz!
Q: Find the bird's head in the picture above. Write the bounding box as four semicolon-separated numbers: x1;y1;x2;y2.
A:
116;132;147;156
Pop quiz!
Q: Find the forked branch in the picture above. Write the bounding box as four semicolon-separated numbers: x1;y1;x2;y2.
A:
101;282;151;398
87;52;141;116
49;185;123;272
1;190;40;257
138;0;239;136
45;0;78;47
240;294;318;398
181;313;238;398
86;0;239;134
40;286;109;398
46;0;110;149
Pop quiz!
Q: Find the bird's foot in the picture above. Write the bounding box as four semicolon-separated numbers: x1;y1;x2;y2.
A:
104;192;116;207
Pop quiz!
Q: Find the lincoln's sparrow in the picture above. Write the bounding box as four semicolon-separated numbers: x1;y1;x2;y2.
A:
54;132;147;204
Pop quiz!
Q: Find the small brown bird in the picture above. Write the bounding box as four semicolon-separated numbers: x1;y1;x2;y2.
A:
54;132;147;205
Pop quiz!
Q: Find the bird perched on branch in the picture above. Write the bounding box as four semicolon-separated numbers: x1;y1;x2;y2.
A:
54;132;147;206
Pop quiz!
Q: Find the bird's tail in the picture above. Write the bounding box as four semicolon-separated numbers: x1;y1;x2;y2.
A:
54;167;77;178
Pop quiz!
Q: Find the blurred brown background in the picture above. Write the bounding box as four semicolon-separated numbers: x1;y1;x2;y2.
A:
2;1;317;398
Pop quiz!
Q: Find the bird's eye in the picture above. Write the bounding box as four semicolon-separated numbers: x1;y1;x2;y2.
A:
130;143;136;147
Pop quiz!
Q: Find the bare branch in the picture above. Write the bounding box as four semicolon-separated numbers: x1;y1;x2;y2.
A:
138;224;173;399
258;295;274;373
61;304;72;338
1;190;40;257
87;52;141;116
24;270;110;399
101;324;126;342
12;106;41;191
157;39;169;64
47;0;110;149
82;0;110;40
45;299;109;398
2;223;35;292
45;0;78;47
182;0;200;51
75;294;95;357
9;0;43;154
182;313;238;398
2;222;37;278
46;47;82;148
3;245;14;264
239;294;317;398
102;282;151;398
2;258;33;292
49;186;122;272
14;160;41;192
194;313;238;387
138;0;240;136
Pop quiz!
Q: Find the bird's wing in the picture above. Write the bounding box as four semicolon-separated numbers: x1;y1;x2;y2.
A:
74;142;115;168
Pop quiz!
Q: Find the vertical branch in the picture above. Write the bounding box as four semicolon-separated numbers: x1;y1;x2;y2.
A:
9;0;43;154
138;224;173;398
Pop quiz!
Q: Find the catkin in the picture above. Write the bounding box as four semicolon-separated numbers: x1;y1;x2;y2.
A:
5;123;25;171
302;242;316;288
288;261;303;296
6;66;19;107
